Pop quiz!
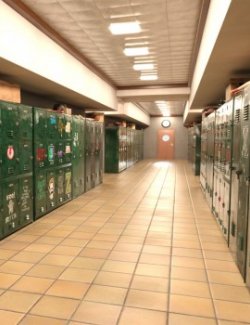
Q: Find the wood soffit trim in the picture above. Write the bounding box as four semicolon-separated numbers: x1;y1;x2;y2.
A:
3;0;116;88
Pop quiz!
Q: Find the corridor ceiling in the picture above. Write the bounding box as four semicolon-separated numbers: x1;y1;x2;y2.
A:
3;0;209;118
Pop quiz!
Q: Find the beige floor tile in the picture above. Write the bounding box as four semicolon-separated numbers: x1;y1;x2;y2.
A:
207;270;245;286
0;291;40;313
202;242;229;251
69;257;104;270
210;283;250;303
24;244;55;253
214;300;250;323
171;279;211;298
0;310;24;324
203;250;234;261
46;280;89;299
171;266;207;282
60;238;88;247
68;232;94;240
114;243;143;253
39;254;74;267
0;272;21;289
79;248;110;259
172;239;201;249
142;245;171;255
87;240;115;250
131;275;168;292
72;301;122;324
11;251;45;263
0;261;33;275
108;250;139;262
0;241;29;251
27;264;65;279
19;315;67;325
59;267;97;283
168;313;216;325
0;248;18;260
84;284;127;305
172;247;203;258
50;246;82;256
170;294;215;318
12;234;39;243
102;260;136;274
125;289;168;311
94;271;132;288
139;253;170;266
30;295;79;319
11;276;53;294
135;263;169;277
205;259;239;273
119;307;166;325
218;321;249;325
35;236;64;245
172;256;205;269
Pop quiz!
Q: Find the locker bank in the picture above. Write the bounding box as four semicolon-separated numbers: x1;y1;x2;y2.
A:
0;0;250;324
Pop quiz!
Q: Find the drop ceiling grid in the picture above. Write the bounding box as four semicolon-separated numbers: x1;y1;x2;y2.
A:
21;0;202;87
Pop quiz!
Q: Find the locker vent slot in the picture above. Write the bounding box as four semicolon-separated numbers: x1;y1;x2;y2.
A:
243;105;249;120
235;109;240;123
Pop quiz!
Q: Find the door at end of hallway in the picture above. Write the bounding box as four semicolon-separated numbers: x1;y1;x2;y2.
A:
157;129;175;160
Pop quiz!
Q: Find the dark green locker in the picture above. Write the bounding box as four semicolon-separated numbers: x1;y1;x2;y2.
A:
64;140;72;164
34;108;47;141
236;87;250;279
64;115;72;140
2;141;19;177
56;140;64;166
57;113;65;139
19;141;33;174
34;170;47;219
34;142;46;169
47;111;58;140
19;175;33;226
1;179;19;238
72;115;85;198
94;121;103;186
64;165;72;201
56;167;65;206
85;119;95;191
47;142;56;167
19;105;33;140
105;127;120;173
46;169;57;211
1;101;19;140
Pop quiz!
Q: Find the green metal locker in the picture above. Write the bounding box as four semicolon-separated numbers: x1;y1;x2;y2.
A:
19;175;33;227
19;141;33;174
47;111;58;140
56;140;64;166
229;93;243;261
1;178;19;238
72;115;85;198
64;165;72;201
34;170;47;219
46;169;57;211
19;105;33;140
105;127;120;173
2;141;19;177
94;121;103;186
56;167;65;206
85;119;95;191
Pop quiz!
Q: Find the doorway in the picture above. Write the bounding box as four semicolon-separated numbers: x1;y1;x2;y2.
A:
157;129;175;160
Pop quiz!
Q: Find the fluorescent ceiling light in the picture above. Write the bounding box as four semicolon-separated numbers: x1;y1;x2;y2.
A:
125;41;149;46
140;75;158;80
155;101;166;104
109;22;141;35
124;47;149;56
133;63;154;71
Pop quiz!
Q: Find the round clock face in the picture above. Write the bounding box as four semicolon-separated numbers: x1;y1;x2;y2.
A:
161;119;171;128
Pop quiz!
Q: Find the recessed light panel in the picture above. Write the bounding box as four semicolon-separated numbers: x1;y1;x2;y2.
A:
140;75;158;80
133;63;154;71
123;47;149;56
109;22;141;35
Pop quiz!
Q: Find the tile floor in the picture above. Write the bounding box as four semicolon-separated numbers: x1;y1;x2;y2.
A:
0;160;250;324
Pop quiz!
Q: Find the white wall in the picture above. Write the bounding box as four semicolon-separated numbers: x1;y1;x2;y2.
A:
144;117;188;159
0;1;117;110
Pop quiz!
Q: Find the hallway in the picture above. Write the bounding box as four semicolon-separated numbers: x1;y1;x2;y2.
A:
0;160;249;324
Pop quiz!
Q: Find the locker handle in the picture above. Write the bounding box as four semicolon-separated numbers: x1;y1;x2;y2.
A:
238;234;244;251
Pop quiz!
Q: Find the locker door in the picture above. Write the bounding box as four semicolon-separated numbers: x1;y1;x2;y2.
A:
19;176;33;226
34;171;47;219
